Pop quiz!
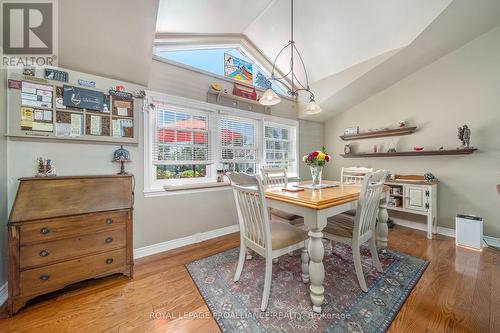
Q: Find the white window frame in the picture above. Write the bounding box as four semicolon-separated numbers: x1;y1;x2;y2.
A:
153;34;292;97
263;121;298;177
144;92;299;194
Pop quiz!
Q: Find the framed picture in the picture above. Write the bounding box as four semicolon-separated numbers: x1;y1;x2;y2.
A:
224;53;253;85
344;126;359;135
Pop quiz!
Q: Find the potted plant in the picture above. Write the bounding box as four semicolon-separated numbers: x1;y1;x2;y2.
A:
303;146;331;188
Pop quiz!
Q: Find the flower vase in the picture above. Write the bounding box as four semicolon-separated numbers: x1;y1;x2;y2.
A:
310;165;323;188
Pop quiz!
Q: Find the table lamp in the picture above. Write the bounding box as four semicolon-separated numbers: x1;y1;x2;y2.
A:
113;145;131;175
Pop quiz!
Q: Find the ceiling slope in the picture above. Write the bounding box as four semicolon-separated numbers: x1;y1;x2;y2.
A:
304;0;500;121
58;0;159;86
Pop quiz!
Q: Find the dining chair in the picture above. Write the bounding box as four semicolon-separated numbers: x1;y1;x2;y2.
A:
261;167;304;226
323;170;389;292
228;172;310;311
340;166;373;216
341;166;374;185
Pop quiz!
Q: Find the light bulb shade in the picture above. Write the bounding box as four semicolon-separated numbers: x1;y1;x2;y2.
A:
304;100;322;115
259;88;281;106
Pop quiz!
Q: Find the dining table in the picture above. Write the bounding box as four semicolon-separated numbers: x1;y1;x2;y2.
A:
264;180;390;313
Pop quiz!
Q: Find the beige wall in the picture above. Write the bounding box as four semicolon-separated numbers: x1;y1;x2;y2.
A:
0;70;7;285
4;61;324;253
324;25;500;238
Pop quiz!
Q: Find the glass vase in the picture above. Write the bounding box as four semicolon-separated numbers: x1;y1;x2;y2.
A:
310;165;323;188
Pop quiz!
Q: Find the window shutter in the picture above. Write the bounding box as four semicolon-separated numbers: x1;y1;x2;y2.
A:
219;114;258;173
151;103;212;165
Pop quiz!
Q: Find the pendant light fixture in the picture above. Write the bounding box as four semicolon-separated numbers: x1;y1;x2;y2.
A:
259;0;321;114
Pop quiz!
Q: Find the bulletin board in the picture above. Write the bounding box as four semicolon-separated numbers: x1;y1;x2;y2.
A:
6;67;142;145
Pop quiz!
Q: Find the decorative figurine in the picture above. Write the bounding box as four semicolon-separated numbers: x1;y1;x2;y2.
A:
344;144;351;155
458;124;471;148
113;145;131;175
424;173;436;182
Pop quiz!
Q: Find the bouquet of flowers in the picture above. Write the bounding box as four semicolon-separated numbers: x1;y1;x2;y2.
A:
303;146;331;166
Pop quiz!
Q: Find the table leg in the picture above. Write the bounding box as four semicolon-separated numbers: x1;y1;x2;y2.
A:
308;228;325;313
377;201;389;249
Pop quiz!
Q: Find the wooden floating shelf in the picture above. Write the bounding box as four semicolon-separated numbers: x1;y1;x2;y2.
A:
340;126;418;141
341;148;477;158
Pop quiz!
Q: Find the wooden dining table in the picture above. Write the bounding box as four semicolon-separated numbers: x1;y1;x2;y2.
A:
265;180;390;313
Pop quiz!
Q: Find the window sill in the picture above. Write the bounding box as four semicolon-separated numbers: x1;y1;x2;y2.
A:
143;182;231;197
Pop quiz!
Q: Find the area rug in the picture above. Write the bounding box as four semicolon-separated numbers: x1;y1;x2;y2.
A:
186;241;428;333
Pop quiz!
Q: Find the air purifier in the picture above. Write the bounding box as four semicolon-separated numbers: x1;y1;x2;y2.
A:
455;214;483;250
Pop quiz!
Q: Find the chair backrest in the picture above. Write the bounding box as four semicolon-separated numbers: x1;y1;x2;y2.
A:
228;172;272;251
354;170;389;239
341;166;373;185
261;167;288;188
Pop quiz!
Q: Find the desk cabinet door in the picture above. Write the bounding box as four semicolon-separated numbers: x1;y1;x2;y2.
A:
404;186;428;212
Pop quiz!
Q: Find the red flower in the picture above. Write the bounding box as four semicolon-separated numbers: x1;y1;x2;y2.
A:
311;151;319;157
325;155;330;162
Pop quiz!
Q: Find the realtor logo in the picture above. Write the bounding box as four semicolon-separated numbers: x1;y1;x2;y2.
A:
1;1;58;67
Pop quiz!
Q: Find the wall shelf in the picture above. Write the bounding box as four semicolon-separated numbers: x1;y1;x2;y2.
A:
341;148;477;158
340;126;417;141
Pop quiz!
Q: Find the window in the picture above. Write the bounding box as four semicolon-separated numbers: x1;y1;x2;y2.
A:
220;115;258;173
151;103;213;184
155;47;288;96
145;94;298;192
264;123;297;176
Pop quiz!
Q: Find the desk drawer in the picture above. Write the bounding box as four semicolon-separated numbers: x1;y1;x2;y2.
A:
20;248;126;297
19;210;129;245
20;228;126;270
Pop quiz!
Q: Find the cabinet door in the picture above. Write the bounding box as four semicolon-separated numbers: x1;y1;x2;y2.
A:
404;186;428;212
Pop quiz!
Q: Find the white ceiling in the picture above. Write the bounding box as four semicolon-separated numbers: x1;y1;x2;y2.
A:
155;0;500;121
156;0;274;34
156;0;451;83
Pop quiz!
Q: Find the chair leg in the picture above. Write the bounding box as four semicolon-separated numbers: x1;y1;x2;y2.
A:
369;238;383;273
234;243;246;282
352;245;368;292
260;257;273;311
301;247;309;283
246;248;253;260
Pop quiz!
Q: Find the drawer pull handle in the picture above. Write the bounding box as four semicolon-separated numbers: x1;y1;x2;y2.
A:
40;227;50;235
105;237;113;244
106;218;113;225
39;250;49;257
105;258;113;264
40;274;50;281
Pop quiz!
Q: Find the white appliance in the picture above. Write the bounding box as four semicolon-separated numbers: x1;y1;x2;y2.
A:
455;214;483;250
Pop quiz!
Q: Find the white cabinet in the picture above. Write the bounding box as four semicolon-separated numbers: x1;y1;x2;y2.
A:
404;186;429;212
386;181;438;239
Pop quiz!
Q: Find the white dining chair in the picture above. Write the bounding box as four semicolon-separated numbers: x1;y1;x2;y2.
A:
261;167;304;226
340;166;373;216
228;172;310;311
341;166;374;185
323;170;389;292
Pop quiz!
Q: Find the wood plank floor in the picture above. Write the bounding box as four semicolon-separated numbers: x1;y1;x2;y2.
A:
0;225;499;333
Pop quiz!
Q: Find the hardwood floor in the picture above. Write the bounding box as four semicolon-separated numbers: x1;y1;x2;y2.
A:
0;225;498;332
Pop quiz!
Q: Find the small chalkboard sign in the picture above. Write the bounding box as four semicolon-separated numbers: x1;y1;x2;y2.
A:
109;89;133;101
45;69;69;82
63;85;104;111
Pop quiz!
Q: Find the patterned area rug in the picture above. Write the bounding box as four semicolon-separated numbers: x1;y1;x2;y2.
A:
186;241;428;333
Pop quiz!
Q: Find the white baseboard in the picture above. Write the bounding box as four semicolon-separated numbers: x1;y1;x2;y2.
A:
392;220;500;248
0;282;7;306
133;224;240;259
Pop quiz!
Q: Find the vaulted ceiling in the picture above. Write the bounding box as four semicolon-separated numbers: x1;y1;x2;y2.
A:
155;0;500;121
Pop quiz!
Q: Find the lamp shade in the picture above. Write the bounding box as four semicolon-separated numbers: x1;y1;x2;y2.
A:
304;100;322;115
259;88;281;106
